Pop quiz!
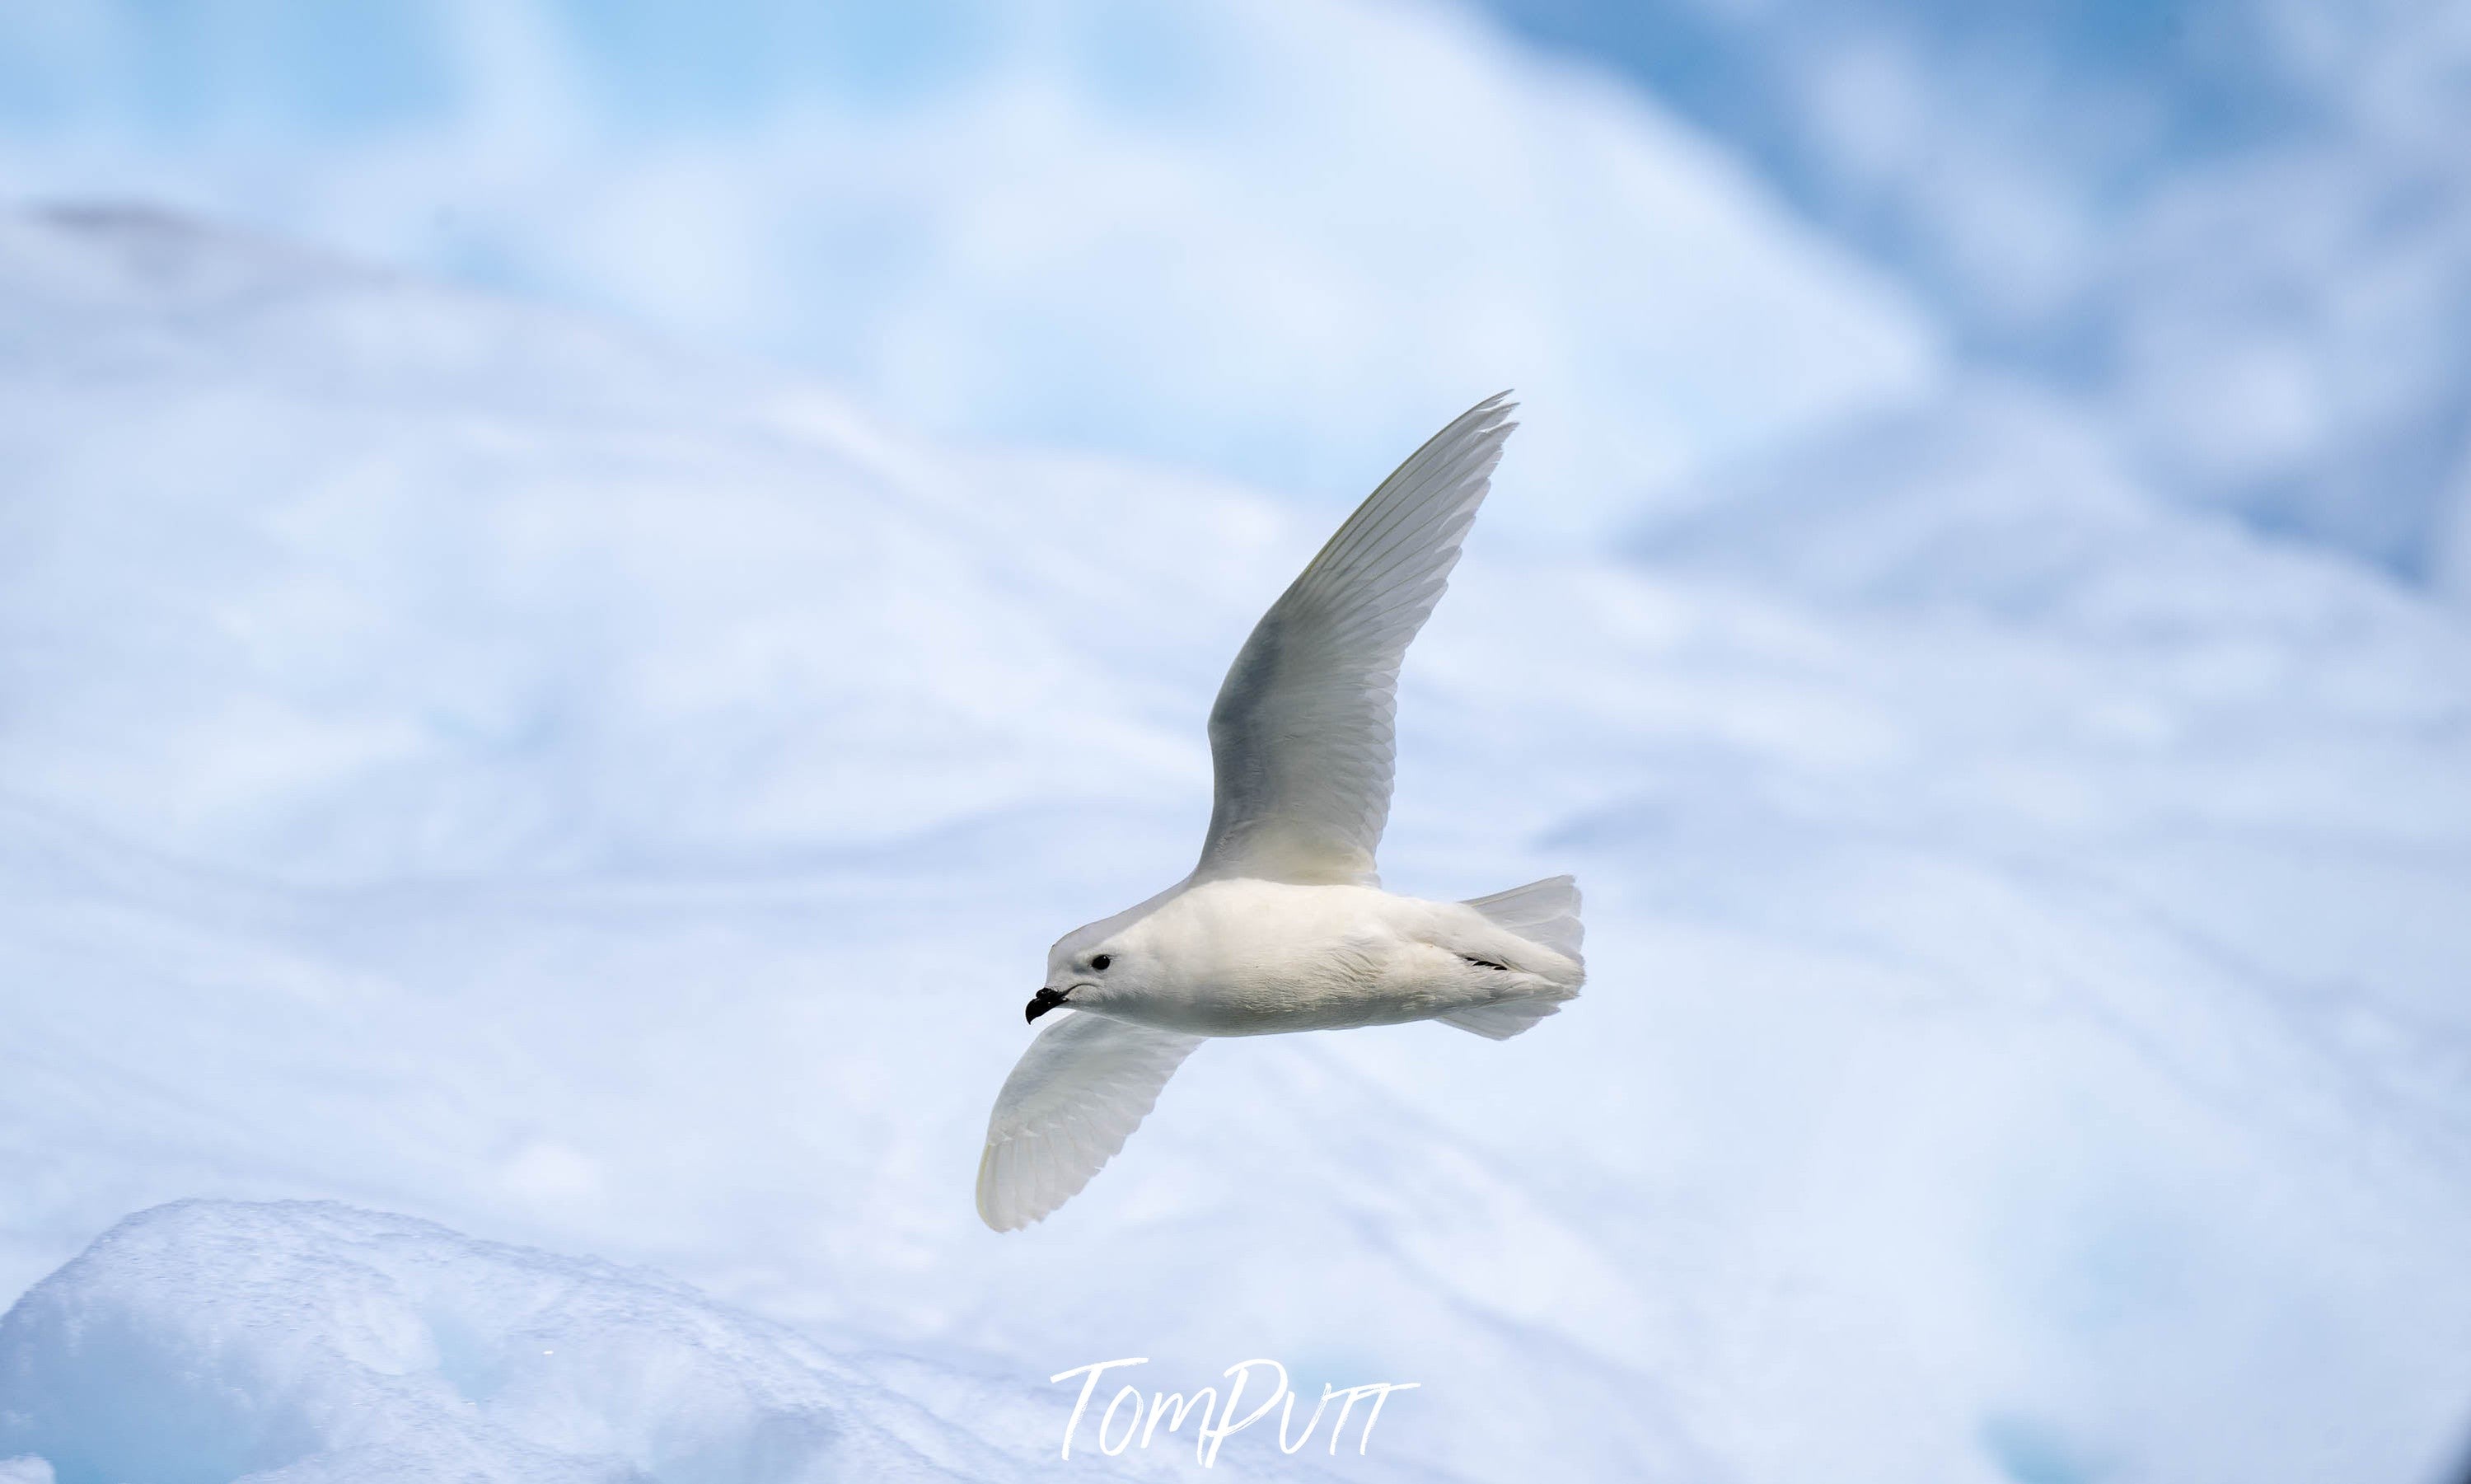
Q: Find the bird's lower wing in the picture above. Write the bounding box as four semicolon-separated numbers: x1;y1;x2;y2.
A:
976;1013;1204;1232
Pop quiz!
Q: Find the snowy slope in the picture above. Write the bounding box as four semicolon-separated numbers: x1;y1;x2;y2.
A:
0;1201;1034;1482
3;208;2470;1482
0;204;1223;883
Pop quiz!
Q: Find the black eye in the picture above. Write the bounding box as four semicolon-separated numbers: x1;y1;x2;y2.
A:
1092;954;1112;971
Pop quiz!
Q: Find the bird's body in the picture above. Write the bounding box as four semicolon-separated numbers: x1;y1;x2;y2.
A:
977;392;1584;1231
1055;878;1582;1038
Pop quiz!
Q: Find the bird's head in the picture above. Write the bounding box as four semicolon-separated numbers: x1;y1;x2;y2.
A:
1027;922;1144;1023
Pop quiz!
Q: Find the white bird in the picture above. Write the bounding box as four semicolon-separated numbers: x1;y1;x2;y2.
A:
976;393;1583;1232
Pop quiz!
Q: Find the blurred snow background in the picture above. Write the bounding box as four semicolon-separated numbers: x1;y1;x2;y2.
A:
2;2;2469;1482
1494;0;2471;586
0;0;1941;541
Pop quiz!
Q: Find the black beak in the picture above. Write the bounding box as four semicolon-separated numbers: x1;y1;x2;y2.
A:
1025;986;1069;1023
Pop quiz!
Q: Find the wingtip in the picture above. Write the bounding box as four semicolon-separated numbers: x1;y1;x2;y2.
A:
1465;390;1519;440
978;1135;1066;1233
976;1140;1018;1233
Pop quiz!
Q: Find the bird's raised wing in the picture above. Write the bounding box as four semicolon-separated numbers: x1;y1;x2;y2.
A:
976;1012;1203;1232
1195;393;1517;884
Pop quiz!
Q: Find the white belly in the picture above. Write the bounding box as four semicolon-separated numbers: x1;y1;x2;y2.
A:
1099;878;1575;1037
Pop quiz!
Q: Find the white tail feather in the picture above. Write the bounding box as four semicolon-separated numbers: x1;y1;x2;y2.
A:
1438;996;1567;1040
1446;874;1584;1040
1462;873;1584;965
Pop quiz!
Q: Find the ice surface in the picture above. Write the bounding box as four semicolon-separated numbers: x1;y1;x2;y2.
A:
0;1201;1017;1483
0;1199;1398;1483
2;207;2469;1482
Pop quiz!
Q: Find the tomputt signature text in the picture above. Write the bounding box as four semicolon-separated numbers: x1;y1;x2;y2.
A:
1051;1356;1417;1467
